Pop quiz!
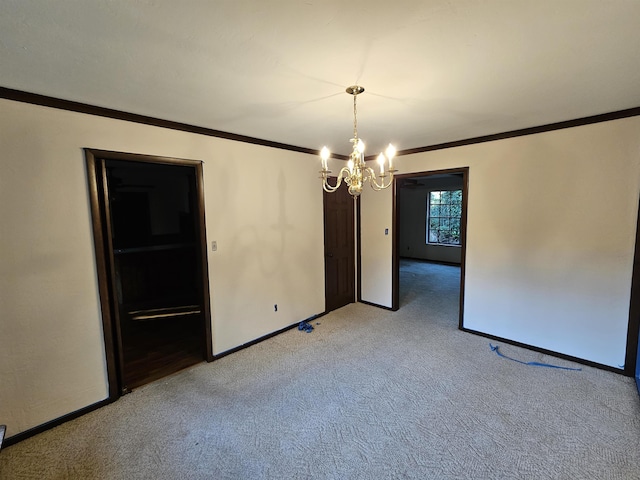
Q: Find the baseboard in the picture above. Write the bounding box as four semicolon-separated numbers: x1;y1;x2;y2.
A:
3;398;114;448
213;312;328;360
460;327;627;376
358;300;397;312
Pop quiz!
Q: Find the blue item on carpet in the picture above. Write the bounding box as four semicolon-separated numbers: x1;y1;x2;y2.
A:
490;343;581;371
298;321;314;333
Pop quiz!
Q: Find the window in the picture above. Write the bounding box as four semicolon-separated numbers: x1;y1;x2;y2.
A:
427;190;462;245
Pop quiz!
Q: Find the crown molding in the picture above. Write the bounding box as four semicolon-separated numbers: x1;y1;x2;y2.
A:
396;106;640;157
3;86;637;161
0;86;353;159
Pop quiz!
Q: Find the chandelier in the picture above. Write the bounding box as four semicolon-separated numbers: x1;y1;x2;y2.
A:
319;85;397;197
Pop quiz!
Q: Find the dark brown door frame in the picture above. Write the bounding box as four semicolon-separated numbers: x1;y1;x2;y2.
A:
85;149;213;400
624;193;640;379
391;167;469;328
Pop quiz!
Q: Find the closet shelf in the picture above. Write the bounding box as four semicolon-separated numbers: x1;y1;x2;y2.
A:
128;304;201;321
114;243;196;255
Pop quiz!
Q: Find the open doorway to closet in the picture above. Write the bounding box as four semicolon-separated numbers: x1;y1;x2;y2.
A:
85;149;212;398
392;168;468;328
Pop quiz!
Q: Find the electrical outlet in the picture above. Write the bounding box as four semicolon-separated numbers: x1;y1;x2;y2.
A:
211;241;217;251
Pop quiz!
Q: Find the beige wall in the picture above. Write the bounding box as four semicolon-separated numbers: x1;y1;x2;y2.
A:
361;116;640;368
360;184;394;307
0;99;325;437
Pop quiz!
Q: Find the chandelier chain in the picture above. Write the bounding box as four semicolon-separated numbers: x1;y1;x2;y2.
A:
353;94;358;141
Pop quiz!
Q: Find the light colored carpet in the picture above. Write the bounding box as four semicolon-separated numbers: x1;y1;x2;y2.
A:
1;260;639;479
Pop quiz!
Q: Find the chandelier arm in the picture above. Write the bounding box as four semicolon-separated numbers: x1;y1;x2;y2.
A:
366;167;394;191
322;177;341;193
359;166;372;184
321;167;350;193
337;165;352;179
365;167;384;190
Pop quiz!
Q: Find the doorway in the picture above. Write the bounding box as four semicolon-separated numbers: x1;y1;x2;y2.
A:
323;181;356;312
85;149;212;397
392;168;468;327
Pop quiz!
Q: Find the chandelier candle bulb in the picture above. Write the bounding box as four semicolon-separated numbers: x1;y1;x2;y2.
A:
320;146;330;171
377;153;385;175
386;144;396;170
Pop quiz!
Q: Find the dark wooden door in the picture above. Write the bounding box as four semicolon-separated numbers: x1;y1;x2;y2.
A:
323;181;355;312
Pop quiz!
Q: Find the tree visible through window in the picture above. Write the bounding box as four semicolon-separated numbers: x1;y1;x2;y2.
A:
427;190;462;245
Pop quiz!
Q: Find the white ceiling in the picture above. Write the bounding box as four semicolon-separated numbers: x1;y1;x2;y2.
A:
1;1;639;157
